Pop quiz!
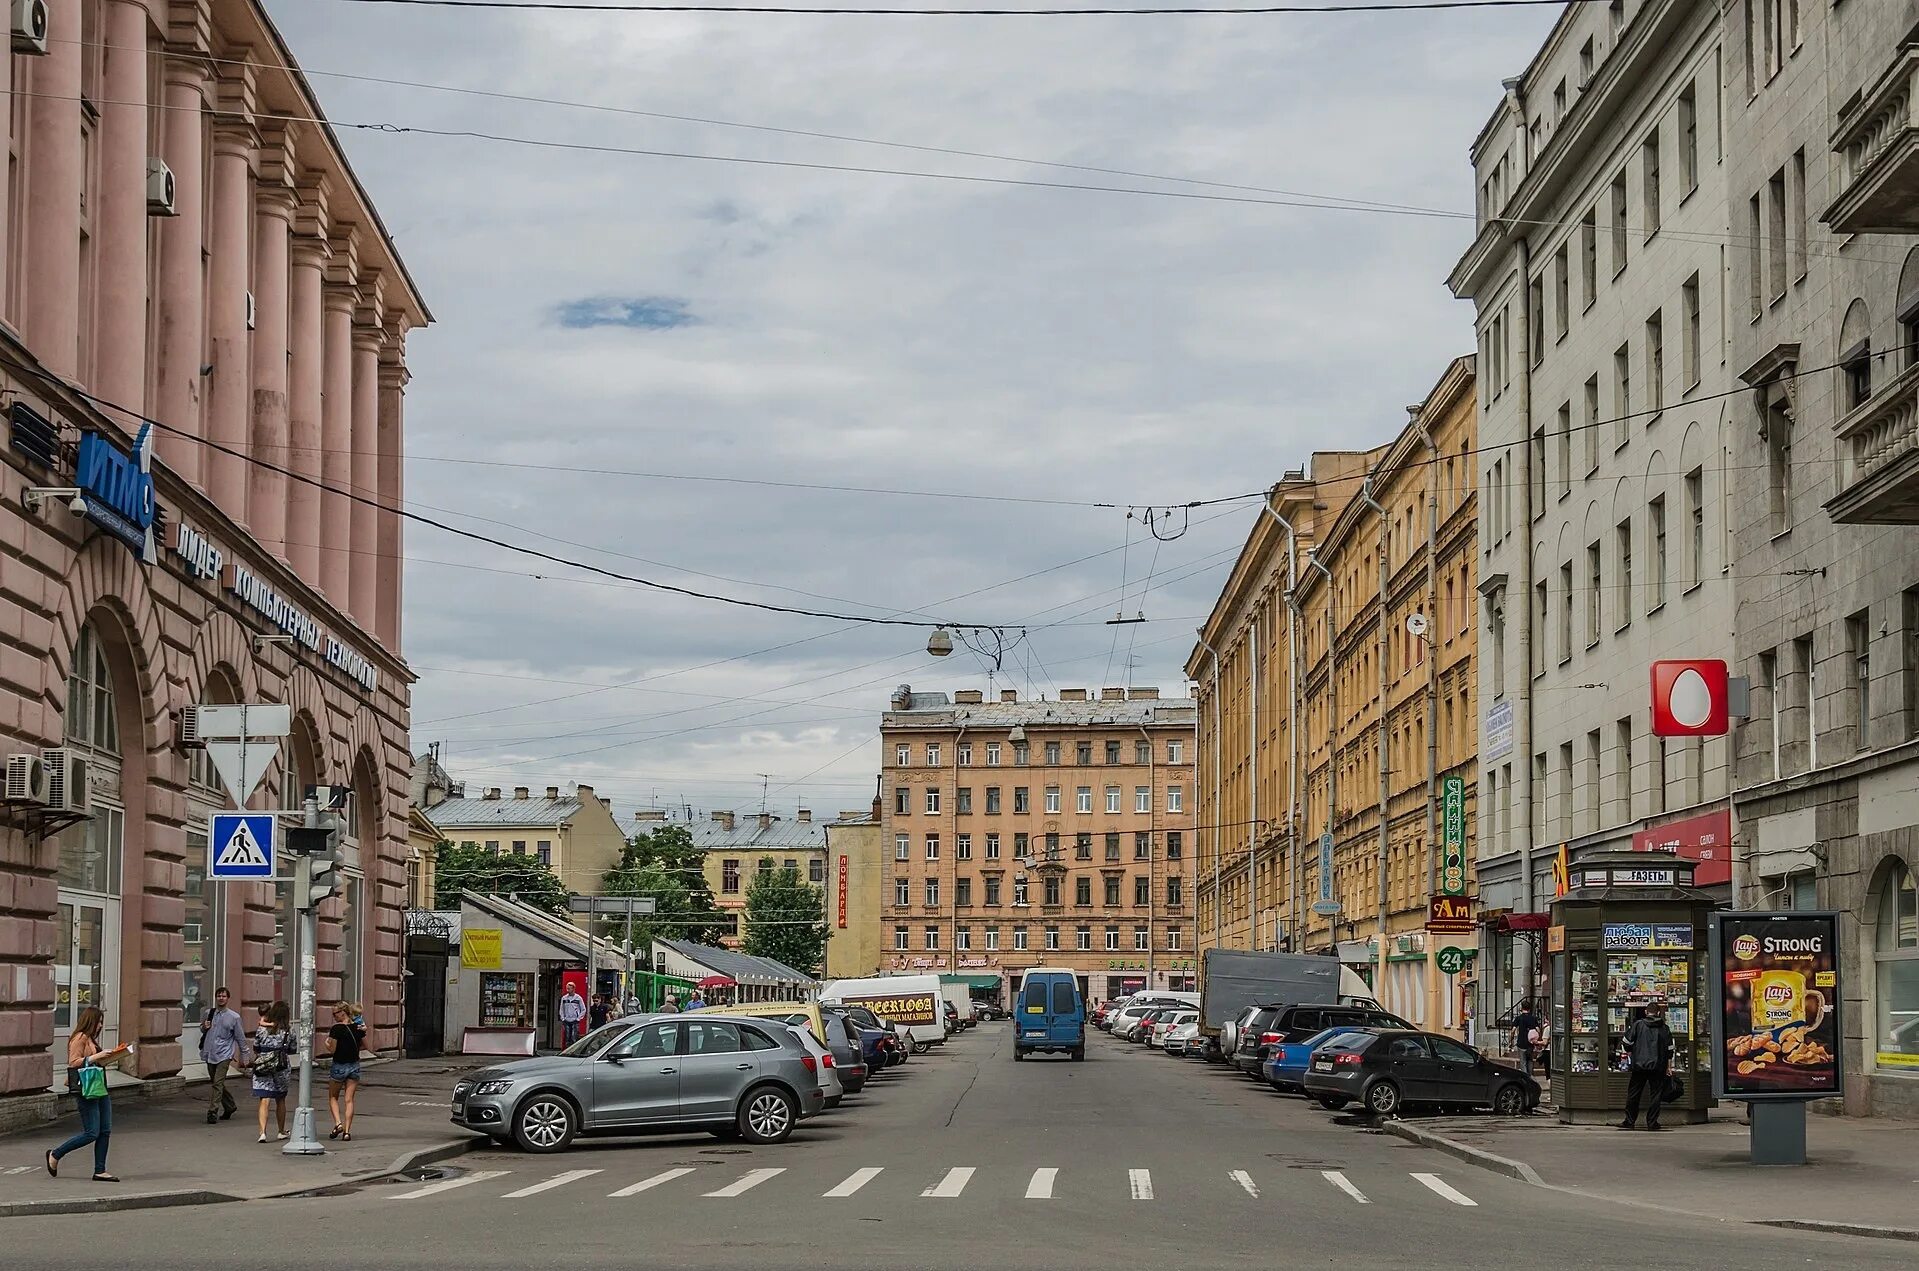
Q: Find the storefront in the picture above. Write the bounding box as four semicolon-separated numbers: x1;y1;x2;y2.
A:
453;894;632;1055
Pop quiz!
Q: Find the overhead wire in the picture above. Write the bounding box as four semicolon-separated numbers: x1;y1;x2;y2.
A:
330;0;1590;15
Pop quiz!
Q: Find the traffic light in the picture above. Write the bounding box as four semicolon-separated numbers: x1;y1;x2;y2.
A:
287;818;343;911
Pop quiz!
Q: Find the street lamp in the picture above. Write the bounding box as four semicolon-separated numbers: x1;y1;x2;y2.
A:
926;627;954;657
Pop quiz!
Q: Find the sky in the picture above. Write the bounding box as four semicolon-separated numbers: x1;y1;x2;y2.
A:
265;0;1558;827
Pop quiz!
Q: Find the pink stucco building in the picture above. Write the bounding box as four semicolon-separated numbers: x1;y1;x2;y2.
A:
0;0;428;1111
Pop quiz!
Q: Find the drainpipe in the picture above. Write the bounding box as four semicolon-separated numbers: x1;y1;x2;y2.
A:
1257;499;1300;951
1413;405;1443;1029
1249;620;1261;949
1504;73;1540;1008
1357;475;1391;1005
1300;552;1334;952
1199;634;1225;954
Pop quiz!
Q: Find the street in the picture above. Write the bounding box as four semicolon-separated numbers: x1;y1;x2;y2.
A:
5;1025;1910;1269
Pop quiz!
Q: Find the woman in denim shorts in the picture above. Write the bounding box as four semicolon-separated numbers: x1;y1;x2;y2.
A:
321;1001;365;1140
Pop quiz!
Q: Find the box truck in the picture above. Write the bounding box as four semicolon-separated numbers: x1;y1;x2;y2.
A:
1198;949;1382;1055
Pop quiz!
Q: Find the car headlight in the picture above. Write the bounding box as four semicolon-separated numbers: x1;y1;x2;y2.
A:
471;1080;514;1096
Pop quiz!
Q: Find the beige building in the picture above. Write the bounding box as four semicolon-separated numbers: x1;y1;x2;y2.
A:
825;807;885;979
424;783;627;896
880;686;1198;1003
1191;359;1479;1032
645;808;830;948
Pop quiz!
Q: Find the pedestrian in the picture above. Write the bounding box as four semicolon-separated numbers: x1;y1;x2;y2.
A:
684;991;706;1012
1618;1004;1675;1131
250;1002;296;1143
1510;999;1541;1077
622;992;641;1017
658;993;679;1014
588;994;610;1031
46;1006;132;1182
320;1001;363;1141
558;983;587;1045
1535;1015;1553;1082
198;986;249;1124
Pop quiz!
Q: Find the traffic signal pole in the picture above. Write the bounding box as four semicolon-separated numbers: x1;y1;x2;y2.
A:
284;792;340;1156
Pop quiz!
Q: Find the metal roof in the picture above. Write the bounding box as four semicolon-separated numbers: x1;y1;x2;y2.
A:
426;796;582;829
684;818;828;851
654;937;814;986
883;698;1197;728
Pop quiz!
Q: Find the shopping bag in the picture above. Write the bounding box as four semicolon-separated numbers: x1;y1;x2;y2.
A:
76;1065;108;1100
1662;1074;1685;1104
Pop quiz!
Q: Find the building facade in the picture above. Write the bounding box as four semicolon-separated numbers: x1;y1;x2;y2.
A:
824;807;883;979
0;0;426;1106
1720;0;1919;1118
677;809;829;949
1451;0;1736;1024
1191;360;1478;1031
426;784;627;898
879;686;1196;1003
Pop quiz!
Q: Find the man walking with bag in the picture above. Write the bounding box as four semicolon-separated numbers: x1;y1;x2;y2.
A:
1618;1004;1675;1131
199;987;249;1125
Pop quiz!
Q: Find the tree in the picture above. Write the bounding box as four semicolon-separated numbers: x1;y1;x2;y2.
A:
742;857;828;978
433;839;571;917
598;824;728;947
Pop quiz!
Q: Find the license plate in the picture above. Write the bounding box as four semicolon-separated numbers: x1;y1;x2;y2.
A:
1312;1059;1333;1071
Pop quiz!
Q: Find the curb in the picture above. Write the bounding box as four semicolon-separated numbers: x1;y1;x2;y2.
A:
1757;1219;1919;1244
1378;1119;1545;1186
0;1188;239;1218
252;1135;490;1201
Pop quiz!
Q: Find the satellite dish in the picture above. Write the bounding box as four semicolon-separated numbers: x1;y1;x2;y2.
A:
1406;612;1429;638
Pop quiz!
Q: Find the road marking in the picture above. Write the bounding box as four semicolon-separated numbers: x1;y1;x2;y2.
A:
824;1167;884;1198
1321;1170;1369;1204
1230;1169;1259;1198
389;1170;510;1200
609;1167;695;1197
1411;1173;1477;1207
705;1167;784;1198
1128;1168;1154;1200
399;1100;447;1107
1025;1167;1058;1199
501;1169;601;1199
921;1167;975;1198
2;1166;28;1175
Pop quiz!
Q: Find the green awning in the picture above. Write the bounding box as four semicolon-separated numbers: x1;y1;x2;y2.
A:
941;973;1002;989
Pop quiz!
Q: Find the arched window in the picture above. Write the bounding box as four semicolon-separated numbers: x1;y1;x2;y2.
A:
56;625;126;1049
1876;860;1919;1069
1839;298;1873;411
64;626;119;755
1898;248;1919;371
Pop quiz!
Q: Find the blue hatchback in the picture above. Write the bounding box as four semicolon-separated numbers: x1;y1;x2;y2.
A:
1013;969;1085;1062
1263;1026;1372;1092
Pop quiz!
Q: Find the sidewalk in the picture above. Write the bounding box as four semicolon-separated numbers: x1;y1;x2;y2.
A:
1385;1110;1919;1240
0;1057;488;1216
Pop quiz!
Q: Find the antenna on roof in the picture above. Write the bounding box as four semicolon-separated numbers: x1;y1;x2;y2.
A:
758;773;770;815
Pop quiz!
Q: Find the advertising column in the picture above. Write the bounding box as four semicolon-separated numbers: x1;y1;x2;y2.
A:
1709;912;1842;1164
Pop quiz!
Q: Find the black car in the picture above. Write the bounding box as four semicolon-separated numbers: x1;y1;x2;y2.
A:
1232;1003;1411;1076
1300;1028;1540;1118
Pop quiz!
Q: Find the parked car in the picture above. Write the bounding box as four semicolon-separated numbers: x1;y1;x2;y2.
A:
1261;1025;1374;1092
1163;1019;1202;1055
1150;1010;1198;1048
825;1006;894;1077
1232;1003;1412;1076
1105;1003;1153;1037
837;1002;914;1062
972;1001;1007;1022
449;1014;826;1152
1300;1029;1540;1118
786;1023;846;1109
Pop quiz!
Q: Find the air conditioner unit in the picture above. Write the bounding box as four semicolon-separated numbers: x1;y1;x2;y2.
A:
146;158;177;216
4;753;48;804
42;748;90;815
11;0;48;55
175;706;205;750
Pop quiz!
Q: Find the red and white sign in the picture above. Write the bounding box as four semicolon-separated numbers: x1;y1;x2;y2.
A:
1651;659;1729;737
1632;808;1732;886
837;855;848;929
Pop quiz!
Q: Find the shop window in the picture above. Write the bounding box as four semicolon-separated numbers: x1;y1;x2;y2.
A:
1875;860;1919;1070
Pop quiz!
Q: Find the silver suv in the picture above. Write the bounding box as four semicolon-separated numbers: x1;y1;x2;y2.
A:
451;1014;826;1152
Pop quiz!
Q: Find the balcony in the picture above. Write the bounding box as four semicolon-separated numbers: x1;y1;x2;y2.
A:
1827;362;1919;524
1825;47;1919;234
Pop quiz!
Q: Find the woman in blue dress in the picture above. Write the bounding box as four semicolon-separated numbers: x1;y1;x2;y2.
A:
250;1002;295;1142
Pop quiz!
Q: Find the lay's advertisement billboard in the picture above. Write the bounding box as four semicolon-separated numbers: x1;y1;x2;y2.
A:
1709;912;1842;1101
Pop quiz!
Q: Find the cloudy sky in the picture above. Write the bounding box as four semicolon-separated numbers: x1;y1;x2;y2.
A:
266;0;1555;825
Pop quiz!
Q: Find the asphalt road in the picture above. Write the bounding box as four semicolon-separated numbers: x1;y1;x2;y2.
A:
6;1024;1908;1268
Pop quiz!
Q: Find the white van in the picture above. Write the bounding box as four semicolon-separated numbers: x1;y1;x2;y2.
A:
820;975;946;1052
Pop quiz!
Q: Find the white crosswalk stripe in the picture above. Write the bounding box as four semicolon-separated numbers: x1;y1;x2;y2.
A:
1128;1168;1153;1200
824;1167;884;1198
390;1170;511;1200
1322;1170;1369;1204
1025;1167;1058;1200
1230;1169;1259;1198
1411;1173;1477;1206
502;1169;600;1199
921;1167;974;1198
609;1167;696;1198
705;1167;784;1198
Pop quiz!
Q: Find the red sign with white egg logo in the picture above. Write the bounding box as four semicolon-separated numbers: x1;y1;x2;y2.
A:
1650;659;1729;737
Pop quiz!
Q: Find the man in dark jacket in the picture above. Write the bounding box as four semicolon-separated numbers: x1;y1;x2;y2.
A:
1618;1005;1675;1130
1510;1001;1542;1076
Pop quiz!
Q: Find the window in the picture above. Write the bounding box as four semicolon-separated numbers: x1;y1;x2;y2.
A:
1014;832;1029;858
1529;274;1545;366
1608;0;1624;38
985;926;1000;950
537;845;551;867
1167;739;1183;764
1167;877;1182;906
894;834;910;861
1167;928;1182;952
1015;786;1030;813
895;743;909;767
808;857;825;884
925;926;940;951
1105;876;1121;905
1748;194;1764;319
1646;309;1664;415
1616;718;1634;818
1015;926;1030;951
1555;402;1572;497
1682;274;1701;389
1841;306;1873;411
722;859;741;894
1135;786;1151;813
1076;876;1092;905
1613;343;1632;447
1767;167;1787;301
1615;520;1633;627
895;877;911;906
1136;739;1152;764
1013;742;1029;767
1045;925;1060;951
1767;402;1793;534
925;787;941;814
1849;609;1872;750
1642;134;1661;238
1553;244;1569;341
1076;786;1093;813
1106;833;1121;862
956;787;972;815
1587;541;1604;645
1678;84;1698;193
1685;468;1705;588
1579;36;1595;87
1044;742;1060;766
894;787;909;815
1044;786;1060;813
957;876;974;907
759;857;775;875
1906;589;1919;739
1650;496;1669;609
1583;374;1600;472
957;833;972;860
1580;209;1598;307
1044;876;1061;905
1165;831;1182;860
1552;78;1566;123
1610;170;1628;275
1134;876;1151;906
1531;426;1547;511
1105;786;1121;813
923;834;941;861
926;743;941;767
1135;831;1151;861
986;832;1001;860
1558;562;1574;660
1533;580;1549;677
1559;743;1574;835
1076;833;1093;861
986;786;1001;814
1167;786;1183;812
1127;926;1144;951
925;876;941;905
512;841;527;856
1105;741;1121;765
956;742;971;766
894;925;909;950
1790;148;1807;281
986;876;1002;905
1076;742;1092;766
1103;925;1120;951
1014;876;1029;906
956;927;970;950
1873;861;1918;1070
986;742;1001;766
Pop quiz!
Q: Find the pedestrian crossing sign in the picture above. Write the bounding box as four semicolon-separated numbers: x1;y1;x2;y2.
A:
209;812;277;880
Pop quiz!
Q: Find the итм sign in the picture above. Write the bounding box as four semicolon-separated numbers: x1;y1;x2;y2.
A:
76;425;157;564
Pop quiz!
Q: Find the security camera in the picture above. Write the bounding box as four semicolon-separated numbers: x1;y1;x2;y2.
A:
67;493;87;516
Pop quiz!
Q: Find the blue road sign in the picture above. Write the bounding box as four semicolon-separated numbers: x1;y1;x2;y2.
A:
209;813;276;880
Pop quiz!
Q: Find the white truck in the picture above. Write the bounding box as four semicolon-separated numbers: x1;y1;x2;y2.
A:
939;981;976;1030
820;974;946;1053
1198;949;1381;1056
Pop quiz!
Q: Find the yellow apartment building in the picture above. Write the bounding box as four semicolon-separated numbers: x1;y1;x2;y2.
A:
424;782;629;897
642;808;833;949
1191;357;1478;1032
825;807;885;979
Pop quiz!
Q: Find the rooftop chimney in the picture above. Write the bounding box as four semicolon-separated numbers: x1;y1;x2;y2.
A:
714;811;736;831
954;690;983;705
797;809;812;823
1128;687;1160;700
546;785;560;800
576;784;595;800
513;786;530;800
1000;689;1018;702
1059;689;1088;702
483;787;501;800
635;809;668;823
1100;687;1125;701
758;812;774;831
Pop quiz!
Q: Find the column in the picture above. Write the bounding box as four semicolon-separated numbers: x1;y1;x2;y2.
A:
376;327;407;649
153;53;210;486
287;216;328;583
93;0;152;411
349;314;383;627
23;0;83;377
320;271;356;602
205;118;255;519
247;148;294;554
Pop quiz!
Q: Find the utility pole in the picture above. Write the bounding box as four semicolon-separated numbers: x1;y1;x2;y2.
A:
284;795;342;1156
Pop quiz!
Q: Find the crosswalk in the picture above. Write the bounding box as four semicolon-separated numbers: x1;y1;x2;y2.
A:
384;1163;1488;1208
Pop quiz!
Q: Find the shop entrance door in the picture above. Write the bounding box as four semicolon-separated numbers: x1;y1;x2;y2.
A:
54;897;121;1050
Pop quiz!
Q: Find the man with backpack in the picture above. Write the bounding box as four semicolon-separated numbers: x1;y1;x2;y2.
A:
1618;1004;1676;1131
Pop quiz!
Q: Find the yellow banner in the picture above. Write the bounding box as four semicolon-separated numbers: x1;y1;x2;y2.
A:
1876;1051;1919;1069
461;927;503;969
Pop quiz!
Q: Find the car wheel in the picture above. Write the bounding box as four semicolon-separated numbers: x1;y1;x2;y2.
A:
1493;1083;1528;1117
1315;1095;1348;1110
737;1085;798;1145
1013;1047;1025;1061
912;1039;931;1055
1071;1046;1085;1062
1365;1081;1401;1118
511;1092;577;1153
